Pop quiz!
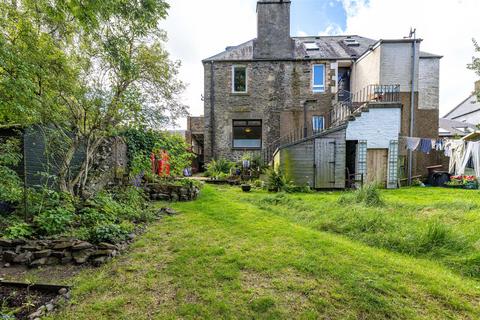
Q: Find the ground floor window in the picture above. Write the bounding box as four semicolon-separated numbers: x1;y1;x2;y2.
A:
233;120;262;149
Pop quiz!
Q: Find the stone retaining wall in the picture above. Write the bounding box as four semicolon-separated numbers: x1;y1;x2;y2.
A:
146;183;200;201
0;238;130;268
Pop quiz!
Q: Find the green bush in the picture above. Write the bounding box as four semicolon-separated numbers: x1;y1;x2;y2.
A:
89;222;133;244
113;186;146;211
205;159;235;179
77;207;114;227
265;169;296;193
34;208;75;235
5;221;33;239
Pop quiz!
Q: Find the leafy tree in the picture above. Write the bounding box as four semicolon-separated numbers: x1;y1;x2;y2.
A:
468;38;480;99
0;137;22;203
0;1;188;196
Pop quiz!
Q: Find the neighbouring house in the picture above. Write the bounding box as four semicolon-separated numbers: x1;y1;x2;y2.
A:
443;80;480;125
439;118;476;138
185;116;205;172
202;0;442;188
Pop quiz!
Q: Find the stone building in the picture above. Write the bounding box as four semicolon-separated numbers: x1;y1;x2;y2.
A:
185;116;205;172
202;0;442;187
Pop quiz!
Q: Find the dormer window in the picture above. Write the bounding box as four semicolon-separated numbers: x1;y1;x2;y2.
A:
232;66;247;93
312;64;325;93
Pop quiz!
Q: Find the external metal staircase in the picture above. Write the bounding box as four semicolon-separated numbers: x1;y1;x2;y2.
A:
261;84;401;164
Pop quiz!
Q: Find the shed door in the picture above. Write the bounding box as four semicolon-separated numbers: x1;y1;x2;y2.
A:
367;149;388;187
315;139;336;188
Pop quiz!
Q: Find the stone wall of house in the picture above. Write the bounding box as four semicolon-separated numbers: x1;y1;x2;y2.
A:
187;116;204;134
203;60;335;161
254;0;293;59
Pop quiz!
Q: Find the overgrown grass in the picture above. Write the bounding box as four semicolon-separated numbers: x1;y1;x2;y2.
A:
49;185;480;319
252;187;480;279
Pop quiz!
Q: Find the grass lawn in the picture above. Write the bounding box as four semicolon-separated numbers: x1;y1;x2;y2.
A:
48;185;480;320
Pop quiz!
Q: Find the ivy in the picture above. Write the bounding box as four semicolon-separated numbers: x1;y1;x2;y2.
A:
121;128;193;177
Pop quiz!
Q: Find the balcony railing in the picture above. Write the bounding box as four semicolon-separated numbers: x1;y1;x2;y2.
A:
331;84;401;126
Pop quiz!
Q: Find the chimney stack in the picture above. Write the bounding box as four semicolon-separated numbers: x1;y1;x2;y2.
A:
253;0;293;59
475;80;480;94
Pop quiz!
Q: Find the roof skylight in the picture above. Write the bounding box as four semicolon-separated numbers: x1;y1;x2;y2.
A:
304;42;319;50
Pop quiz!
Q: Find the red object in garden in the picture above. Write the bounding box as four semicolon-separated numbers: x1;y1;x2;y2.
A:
156;149;171;177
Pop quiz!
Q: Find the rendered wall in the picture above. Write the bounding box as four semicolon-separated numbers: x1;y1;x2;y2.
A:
346;106;402;148
418;58;440;110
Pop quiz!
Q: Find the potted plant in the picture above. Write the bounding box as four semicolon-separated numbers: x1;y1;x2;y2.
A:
241;183;252;192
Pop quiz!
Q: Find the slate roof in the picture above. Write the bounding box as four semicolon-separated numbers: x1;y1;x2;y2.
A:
439;118;476;137
203;35;441;62
444;94;480;120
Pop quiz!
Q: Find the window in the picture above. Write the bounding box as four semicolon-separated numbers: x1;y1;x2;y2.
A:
312;64;325;93
233;120;262;149
232;66;247;93
312;115;325;133
305;42;319;51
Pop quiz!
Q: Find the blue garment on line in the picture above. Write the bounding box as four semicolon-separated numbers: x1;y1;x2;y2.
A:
419;138;432;154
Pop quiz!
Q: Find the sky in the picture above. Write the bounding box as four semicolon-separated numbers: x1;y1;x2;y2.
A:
162;0;480;129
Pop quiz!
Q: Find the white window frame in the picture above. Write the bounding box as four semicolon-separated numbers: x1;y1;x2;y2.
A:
232;65;248;93
312;64;326;93
312;115;325;132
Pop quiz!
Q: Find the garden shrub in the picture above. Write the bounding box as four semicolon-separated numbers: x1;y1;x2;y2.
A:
205;158;235;179
265;169;296;193
89;222;133;244
34;208;75;235
4;221;33;239
77;207;115;228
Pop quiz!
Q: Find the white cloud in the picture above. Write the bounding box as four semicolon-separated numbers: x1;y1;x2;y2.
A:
162;0;257;128
298;30;309;37
318;23;344;36
339;0;480;116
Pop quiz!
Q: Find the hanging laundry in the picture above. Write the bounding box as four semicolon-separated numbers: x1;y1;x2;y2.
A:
419;138;432;154
448;140;465;174
434;139;444;151
405;137;421;151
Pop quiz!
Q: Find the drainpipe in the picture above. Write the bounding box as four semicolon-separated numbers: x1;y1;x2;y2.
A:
303;101;308;138
303;99;317;138
209;61;216;160
408;29;417;186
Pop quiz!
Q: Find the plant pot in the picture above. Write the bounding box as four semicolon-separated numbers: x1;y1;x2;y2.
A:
241;184;252;192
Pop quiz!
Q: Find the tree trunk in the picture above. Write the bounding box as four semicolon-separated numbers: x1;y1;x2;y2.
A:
58;135;79;195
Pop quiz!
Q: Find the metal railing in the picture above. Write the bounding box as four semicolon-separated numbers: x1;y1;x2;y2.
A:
331;84;401;126
261;84;401;165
